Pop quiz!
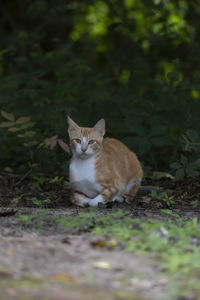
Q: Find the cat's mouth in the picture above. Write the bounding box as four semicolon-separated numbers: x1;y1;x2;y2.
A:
78;152;89;159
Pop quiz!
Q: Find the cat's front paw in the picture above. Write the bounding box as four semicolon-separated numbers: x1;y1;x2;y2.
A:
88;195;105;207
71;192;90;207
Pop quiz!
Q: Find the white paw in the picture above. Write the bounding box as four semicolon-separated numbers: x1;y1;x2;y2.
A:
88;195;105;207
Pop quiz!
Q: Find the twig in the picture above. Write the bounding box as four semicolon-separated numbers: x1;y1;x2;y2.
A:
15;169;32;186
0;172;19;177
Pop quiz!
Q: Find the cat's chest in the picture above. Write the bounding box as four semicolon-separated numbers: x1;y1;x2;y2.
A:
70;156;96;183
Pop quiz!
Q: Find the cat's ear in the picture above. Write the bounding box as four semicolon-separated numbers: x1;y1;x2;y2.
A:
93;119;105;137
67;116;79;134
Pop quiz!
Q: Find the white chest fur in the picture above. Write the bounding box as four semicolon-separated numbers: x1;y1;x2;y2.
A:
70;155;96;183
70;155;101;198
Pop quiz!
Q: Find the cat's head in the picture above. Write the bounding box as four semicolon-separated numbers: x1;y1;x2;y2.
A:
67;116;105;159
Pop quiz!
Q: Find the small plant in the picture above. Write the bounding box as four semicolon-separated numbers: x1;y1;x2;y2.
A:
191;199;199;208
0;110;37;147
35;210;49;228
150;190;175;207
50;176;64;184
161;209;181;219
58;208;97;232
18;214;35;225
28;197;51;207
33;175;49;186
170;130;200;179
170;154;200;179
43;198;51;204
40;135;70;153
182;129;200;153
18;210;49;228
31;198;43;207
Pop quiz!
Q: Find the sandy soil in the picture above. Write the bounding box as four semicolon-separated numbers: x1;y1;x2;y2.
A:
0;174;200;299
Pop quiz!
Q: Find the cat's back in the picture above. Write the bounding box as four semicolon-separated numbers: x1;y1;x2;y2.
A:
102;137;135;157
98;137;142;178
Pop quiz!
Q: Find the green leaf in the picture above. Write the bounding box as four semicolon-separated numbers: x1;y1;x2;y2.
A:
8;127;20;132
180;155;188;167
150;125;168;137
24;141;38;147
175;168;185;179
16;116;31;124
151;136;169;147
17;134;25;137
1;111;15;121
170;162;181;170
0;121;15;128
20;122;35;130
18;131;36;137
23;131;36;137
167;71;180;82
194;158;200;168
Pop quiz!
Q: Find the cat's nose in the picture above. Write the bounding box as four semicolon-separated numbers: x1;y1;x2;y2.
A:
81;148;87;153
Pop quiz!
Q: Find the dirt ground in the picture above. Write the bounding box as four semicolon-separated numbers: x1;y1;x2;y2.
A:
0;173;200;300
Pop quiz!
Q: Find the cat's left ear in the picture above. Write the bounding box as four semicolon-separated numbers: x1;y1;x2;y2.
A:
94;119;105;137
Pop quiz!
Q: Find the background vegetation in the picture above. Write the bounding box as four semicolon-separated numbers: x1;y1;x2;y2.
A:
1;0;200;176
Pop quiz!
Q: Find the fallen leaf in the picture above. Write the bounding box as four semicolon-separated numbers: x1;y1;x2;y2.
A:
0;210;17;217
51;273;74;282
61;237;71;244
91;240;106;247
93;261;111;270
151;172;175;180
140;196;152;204
90;238;117;248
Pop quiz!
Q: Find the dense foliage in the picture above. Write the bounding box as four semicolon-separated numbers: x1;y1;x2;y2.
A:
1;0;200;175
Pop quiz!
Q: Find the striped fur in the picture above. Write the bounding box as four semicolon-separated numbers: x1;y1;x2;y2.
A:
68;117;143;207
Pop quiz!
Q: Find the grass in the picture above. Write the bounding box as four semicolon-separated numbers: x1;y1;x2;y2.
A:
57;209;200;299
18;208;200;299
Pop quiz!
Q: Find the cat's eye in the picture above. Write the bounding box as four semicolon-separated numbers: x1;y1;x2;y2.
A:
88;140;95;144
74;138;81;144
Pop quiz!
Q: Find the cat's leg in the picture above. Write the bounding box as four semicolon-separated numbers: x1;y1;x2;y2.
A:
89;186;120;206
71;192;91;207
72;180;101;199
123;180;140;203
112;190;125;203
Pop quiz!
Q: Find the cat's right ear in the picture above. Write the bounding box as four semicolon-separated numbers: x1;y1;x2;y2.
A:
67;116;79;135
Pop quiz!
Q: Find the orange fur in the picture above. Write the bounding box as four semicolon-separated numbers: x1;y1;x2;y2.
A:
68;117;143;206
96;138;143;202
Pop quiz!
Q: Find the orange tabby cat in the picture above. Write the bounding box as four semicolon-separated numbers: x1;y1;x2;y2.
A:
68;116;143;207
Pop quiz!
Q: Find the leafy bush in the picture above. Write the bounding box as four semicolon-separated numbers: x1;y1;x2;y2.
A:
1;0;200;175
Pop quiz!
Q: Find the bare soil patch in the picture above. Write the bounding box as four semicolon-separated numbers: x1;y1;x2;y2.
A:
0;173;200;299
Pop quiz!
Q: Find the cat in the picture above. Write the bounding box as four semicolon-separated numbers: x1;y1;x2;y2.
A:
68;116;143;207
